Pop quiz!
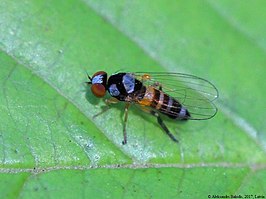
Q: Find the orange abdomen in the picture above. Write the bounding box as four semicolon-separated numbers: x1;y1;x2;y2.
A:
138;86;190;120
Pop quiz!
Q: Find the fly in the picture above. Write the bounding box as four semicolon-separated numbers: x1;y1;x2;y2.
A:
86;71;218;145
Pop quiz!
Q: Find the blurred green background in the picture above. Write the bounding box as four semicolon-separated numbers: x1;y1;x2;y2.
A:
0;0;265;198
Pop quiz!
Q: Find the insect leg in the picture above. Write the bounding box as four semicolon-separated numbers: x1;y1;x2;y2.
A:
150;110;179;143
93;97;119;119
122;103;130;145
139;106;178;143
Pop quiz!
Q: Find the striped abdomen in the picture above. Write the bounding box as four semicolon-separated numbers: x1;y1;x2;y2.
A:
138;86;190;120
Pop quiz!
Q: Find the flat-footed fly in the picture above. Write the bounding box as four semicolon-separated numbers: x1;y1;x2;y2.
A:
87;71;218;144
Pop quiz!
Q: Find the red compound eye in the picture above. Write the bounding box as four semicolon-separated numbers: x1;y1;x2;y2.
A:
92;71;107;78
91;84;106;98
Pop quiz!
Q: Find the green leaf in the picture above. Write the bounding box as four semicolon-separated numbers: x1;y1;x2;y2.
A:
0;0;265;198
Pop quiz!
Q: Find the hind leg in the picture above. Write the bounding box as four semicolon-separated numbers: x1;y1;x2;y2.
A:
140;107;178;143
150;110;179;143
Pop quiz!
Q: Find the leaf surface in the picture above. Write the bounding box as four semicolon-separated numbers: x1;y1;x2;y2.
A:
0;0;265;198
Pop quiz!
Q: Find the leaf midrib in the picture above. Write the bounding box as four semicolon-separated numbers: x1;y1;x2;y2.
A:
0;162;264;174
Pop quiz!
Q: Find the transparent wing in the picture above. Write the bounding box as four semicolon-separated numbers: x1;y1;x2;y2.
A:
132;72;219;120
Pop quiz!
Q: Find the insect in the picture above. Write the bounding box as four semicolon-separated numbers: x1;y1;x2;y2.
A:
87;71;218;145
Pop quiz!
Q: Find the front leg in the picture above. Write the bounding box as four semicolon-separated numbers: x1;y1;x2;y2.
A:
93;97;119;118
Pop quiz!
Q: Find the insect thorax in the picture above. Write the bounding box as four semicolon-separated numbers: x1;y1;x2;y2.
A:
107;73;145;101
